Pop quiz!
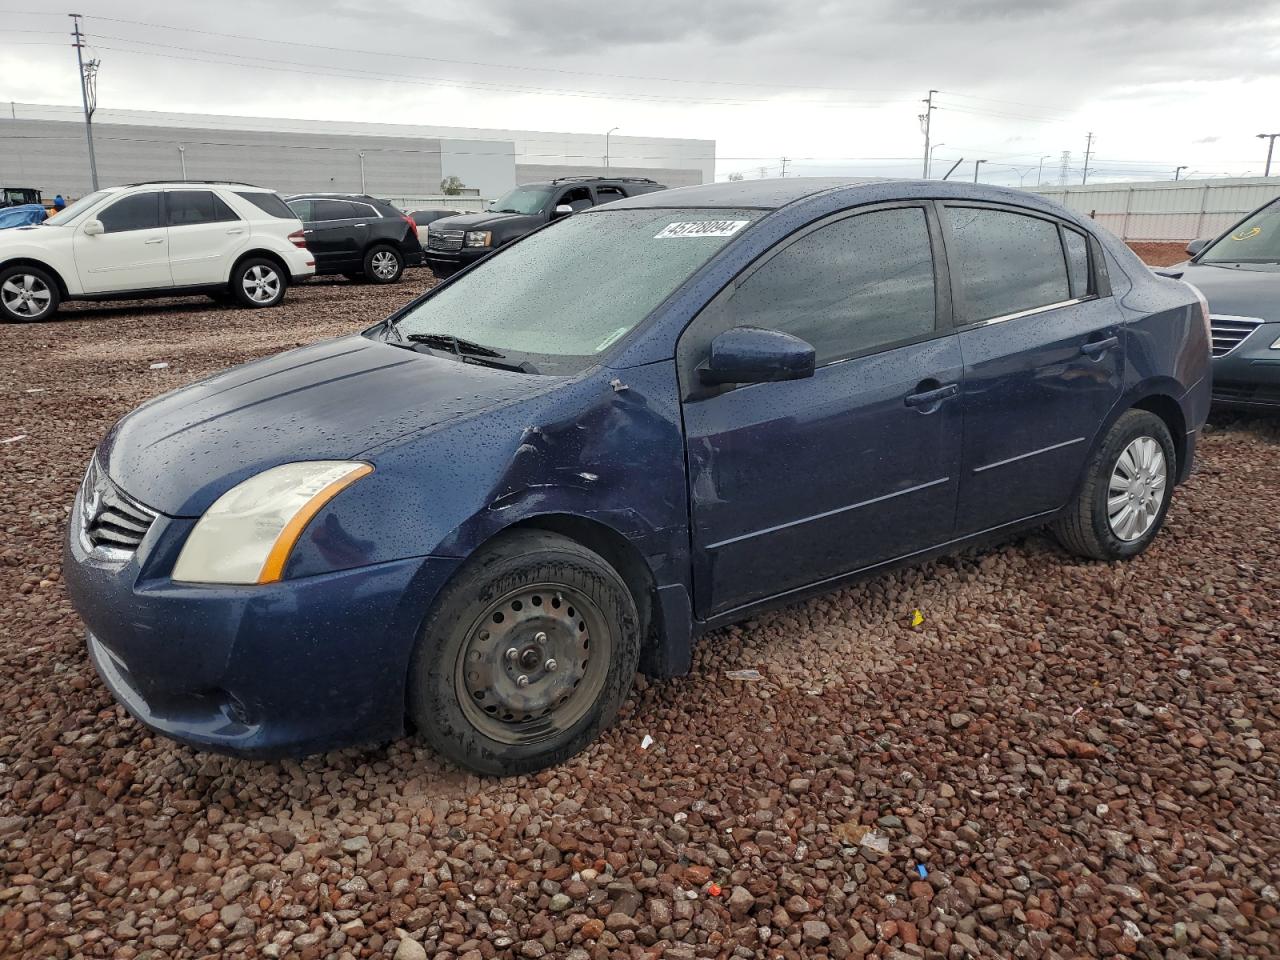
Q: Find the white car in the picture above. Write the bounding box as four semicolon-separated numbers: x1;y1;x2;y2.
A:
0;181;316;323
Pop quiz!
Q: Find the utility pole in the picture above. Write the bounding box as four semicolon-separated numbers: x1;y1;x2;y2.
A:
70;14;100;190
177;144;186;180
779;157;789;178
1081;131;1094;185
920;89;937;177
757;166;768;179
1257;133;1280;176
1037;154;1051;186
1174;165;1187;181
972;159;987;183
1059;151;1071;186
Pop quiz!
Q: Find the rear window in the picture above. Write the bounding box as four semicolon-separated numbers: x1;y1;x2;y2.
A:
236;191;297;219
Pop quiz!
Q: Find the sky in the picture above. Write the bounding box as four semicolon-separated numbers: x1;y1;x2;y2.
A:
3;0;1280;186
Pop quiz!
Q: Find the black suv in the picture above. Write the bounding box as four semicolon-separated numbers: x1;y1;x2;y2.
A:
285;194;424;283
423;176;666;276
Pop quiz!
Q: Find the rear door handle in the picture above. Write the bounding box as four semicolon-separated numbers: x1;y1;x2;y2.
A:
1080;336;1119;357
904;382;959;408
226;228;244;235
143;237;165;245
353;223;368;228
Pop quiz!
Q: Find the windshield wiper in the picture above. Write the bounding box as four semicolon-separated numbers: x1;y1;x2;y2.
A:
405;333;539;374
490;207;521;214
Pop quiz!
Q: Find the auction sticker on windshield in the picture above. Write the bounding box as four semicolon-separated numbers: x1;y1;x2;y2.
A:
654;220;749;239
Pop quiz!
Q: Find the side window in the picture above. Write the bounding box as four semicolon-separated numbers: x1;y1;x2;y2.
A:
97;192;162;233
559;187;594;212
595;186;626;204
944;207;1070;323
311;199;358;221
350;202;381;219
286;199;313;221
1062;227;1091;298
725;207;937;365
166;190;239;226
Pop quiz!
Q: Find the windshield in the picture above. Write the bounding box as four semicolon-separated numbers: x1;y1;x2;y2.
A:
43;190;111;225
487;186;553;215
1201;200;1280;264
391;208;761;374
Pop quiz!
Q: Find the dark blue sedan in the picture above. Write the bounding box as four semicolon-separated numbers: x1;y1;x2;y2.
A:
65;178;1212;774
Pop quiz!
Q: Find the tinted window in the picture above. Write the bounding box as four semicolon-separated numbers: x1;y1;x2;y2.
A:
945;207;1070;322
1200;199;1280;263
166;190;238;226
312;199;359;221
559;187;594;212
98;192;162;233
595;186;626;204
286;199;312;221
1062;228;1090;298
727;207;937;365
237;191;298;219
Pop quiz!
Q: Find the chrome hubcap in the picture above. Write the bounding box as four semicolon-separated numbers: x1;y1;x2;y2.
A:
456;585;610;745
2;274;51;318
1107;436;1167;541
242;264;281;303
371;251;399;279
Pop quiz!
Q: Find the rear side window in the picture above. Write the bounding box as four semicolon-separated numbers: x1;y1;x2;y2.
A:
595;186;626;204
286;199;312;221
312;199;358;221
1062;227;1091;298
166;190;239;226
944;207;1070;323
236;191;297;219
98;192;162;233
726;207;937;365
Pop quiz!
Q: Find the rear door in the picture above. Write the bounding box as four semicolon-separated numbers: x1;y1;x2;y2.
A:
941;203;1125;535
291;198;363;269
165;189;245;286
680;203;964;618
73;190;172;293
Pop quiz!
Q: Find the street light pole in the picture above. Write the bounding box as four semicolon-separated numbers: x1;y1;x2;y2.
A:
69;13;99;190
1174;165;1187;181
929;143;946;170
177;145;186;180
358;151;366;193
604;127;619;169
973;159;987;183
1257;133;1280;176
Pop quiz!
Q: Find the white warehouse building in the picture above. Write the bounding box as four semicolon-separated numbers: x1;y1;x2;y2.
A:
0;102;715;202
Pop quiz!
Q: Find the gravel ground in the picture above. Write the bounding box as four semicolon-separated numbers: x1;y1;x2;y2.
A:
1;269;1278;960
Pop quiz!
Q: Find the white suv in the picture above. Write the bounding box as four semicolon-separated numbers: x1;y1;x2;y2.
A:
0;181;315;322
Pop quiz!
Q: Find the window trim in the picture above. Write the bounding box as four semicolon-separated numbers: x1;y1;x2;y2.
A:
936;200;1106;331
289;197;382;222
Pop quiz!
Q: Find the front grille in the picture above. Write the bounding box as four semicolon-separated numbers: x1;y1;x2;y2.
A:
426;229;464;253
1209;315;1265;357
79;458;157;553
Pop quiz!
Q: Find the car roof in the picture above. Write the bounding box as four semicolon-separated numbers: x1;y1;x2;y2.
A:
601;177;1075;214
116;181;272;191
286;193;382;201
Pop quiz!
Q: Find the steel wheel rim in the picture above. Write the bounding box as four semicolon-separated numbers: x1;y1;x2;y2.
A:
242;264;281;303
455;583;611;746
2;274;52;318
1107;436;1167;541
371;251;399;279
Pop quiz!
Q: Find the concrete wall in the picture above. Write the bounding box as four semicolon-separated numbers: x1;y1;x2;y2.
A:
1032;178;1280;242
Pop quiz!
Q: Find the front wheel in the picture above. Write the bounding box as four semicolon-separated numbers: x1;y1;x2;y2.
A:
408;531;641;775
231;258;287;308
0;265;60;323
363;245;404;283
1053;409;1176;560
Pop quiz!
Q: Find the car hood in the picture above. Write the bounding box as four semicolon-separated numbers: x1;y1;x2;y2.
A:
101;335;554;517
429;211;540;231
1175;263;1280;324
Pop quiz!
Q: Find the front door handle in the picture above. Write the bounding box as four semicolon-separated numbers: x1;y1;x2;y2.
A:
226;228;244;235
143;237;165;245
1080;335;1119;357
904;382;959;408
353;223;368;228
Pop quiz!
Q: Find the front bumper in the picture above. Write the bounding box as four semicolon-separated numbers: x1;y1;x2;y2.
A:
423;247;491;276
1212;321;1280;410
65;500;461;758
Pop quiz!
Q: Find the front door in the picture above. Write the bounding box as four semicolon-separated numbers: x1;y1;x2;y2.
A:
73;190;172;293
680;204;964;618
939;204;1126;535
165;189;246;286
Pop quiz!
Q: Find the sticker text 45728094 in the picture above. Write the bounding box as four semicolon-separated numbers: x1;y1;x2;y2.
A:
654;220;750;239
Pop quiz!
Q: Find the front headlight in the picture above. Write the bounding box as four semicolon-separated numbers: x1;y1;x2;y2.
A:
464;231;492;248
172;461;372;585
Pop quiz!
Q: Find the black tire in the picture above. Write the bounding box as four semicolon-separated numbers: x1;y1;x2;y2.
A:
0;264;60;323
230;257;287;308
363;245;404;284
408;531;641;775
1053;409;1176;561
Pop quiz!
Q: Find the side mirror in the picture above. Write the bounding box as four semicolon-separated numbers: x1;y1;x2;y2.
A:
1186;238;1209;257
699;326;816;386
82;219;104;236
552;204;574;218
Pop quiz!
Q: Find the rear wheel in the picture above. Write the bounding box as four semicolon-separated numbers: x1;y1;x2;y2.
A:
363;245;404;283
231;258;287;308
408;531;641;775
0;265;59;322
1053;409;1176;560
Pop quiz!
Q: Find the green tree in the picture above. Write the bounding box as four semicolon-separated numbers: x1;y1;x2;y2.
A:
727;171;745;181
440;175;466;195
